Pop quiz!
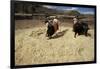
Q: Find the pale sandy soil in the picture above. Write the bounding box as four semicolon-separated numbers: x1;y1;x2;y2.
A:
15;25;94;65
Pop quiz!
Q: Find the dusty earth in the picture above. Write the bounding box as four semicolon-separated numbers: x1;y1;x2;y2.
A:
15;20;95;65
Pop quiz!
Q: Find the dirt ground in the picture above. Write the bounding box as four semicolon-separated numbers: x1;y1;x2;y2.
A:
15;19;95;65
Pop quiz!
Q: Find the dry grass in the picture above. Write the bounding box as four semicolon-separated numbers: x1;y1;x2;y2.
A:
15;26;94;65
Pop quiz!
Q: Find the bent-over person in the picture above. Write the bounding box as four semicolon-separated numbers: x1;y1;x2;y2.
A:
52;16;60;34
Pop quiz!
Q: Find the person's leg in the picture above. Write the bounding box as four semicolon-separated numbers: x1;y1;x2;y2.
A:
74;32;77;38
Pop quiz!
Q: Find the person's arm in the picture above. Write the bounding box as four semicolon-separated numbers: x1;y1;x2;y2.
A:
57;19;61;32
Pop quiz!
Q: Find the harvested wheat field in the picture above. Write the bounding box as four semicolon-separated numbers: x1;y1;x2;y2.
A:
15;20;94;65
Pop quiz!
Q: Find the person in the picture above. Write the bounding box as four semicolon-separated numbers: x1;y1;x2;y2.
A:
45;16;60;39
73;16;79;24
73;16;79;31
45;17;55;39
52;16;60;34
